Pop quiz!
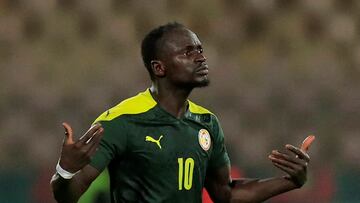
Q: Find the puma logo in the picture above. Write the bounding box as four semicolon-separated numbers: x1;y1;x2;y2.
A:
145;135;163;149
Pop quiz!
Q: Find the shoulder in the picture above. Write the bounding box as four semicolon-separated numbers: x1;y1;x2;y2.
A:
188;100;214;115
93;89;157;124
188;100;221;130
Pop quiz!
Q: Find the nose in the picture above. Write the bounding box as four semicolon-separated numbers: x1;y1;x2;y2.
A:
195;52;206;63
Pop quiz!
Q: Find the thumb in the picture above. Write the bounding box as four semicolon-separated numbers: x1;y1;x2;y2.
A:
300;135;315;152
62;122;74;145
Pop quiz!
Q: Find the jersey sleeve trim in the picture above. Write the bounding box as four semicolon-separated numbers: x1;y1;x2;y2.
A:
93;89;157;123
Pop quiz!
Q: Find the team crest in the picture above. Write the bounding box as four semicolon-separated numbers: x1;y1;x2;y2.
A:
198;129;211;151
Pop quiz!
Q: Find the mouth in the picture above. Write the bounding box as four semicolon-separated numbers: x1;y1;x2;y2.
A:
195;64;209;75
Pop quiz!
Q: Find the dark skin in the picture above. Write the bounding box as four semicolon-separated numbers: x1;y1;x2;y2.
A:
51;27;312;203
51;123;104;203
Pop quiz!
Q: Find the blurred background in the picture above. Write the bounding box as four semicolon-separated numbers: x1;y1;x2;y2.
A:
1;0;360;202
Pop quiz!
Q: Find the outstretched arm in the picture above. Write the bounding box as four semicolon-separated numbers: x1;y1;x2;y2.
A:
205;164;301;203
50;123;104;203
205;137;314;203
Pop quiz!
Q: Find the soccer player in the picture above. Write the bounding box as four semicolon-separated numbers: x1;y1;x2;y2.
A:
51;22;312;203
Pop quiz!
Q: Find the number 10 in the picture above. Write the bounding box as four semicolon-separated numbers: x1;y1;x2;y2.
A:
178;157;194;190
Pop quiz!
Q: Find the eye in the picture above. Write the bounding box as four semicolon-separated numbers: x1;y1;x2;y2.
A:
183;48;203;56
184;50;192;56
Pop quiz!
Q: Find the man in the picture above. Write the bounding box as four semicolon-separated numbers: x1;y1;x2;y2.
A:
51;22;312;203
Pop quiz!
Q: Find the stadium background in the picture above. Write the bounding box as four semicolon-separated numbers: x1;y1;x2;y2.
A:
1;0;360;202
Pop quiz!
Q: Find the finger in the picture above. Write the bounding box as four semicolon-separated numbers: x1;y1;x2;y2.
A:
268;155;304;171
285;145;310;162
83;127;104;151
271;150;304;165
86;128;104;157
85;127;104;144
275;148;297;159
78;123;102;144
62;122;74;144
301;135;315;152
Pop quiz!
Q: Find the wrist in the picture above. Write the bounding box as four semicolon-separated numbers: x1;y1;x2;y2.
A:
56;161;80;179
283;176;303;189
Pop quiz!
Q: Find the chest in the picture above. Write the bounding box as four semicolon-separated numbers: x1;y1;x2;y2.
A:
125;120;213;169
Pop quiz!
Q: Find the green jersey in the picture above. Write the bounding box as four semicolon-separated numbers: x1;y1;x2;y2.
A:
89;89;230;203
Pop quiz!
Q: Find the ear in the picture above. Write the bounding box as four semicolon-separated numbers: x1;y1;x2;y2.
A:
151;60;166;78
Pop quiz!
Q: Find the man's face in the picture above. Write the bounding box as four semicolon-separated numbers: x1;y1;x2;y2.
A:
158;28;209;88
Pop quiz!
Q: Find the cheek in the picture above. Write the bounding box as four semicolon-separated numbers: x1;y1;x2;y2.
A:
166;57;196;81
172;65;195;79
173;58;195;73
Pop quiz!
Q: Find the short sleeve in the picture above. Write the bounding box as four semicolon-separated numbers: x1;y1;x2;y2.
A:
89;119;127;171
208;116;230;170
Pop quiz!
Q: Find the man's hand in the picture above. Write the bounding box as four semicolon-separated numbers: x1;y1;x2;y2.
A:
58;122;104;173
268;136;315;188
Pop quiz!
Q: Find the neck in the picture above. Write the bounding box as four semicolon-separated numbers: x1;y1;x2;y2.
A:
150;82;192;118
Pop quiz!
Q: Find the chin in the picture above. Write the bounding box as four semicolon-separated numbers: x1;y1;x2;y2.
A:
177;77;210;89
194;78;210;88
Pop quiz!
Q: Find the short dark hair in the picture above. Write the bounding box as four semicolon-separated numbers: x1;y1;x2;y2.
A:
141;22;185;81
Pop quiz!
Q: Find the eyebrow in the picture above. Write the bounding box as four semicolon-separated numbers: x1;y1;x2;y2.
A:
183;44;202;50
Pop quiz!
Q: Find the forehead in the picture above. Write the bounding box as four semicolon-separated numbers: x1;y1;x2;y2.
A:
161;28;202;51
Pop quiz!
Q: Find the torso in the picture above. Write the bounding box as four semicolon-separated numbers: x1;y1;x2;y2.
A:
90;89;227;203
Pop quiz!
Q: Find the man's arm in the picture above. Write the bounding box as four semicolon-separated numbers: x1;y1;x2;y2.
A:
51;165;101;203
50;123;104;203
205;144;311;203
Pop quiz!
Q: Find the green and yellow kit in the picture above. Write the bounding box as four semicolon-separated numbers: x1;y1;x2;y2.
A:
89;89;230;203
